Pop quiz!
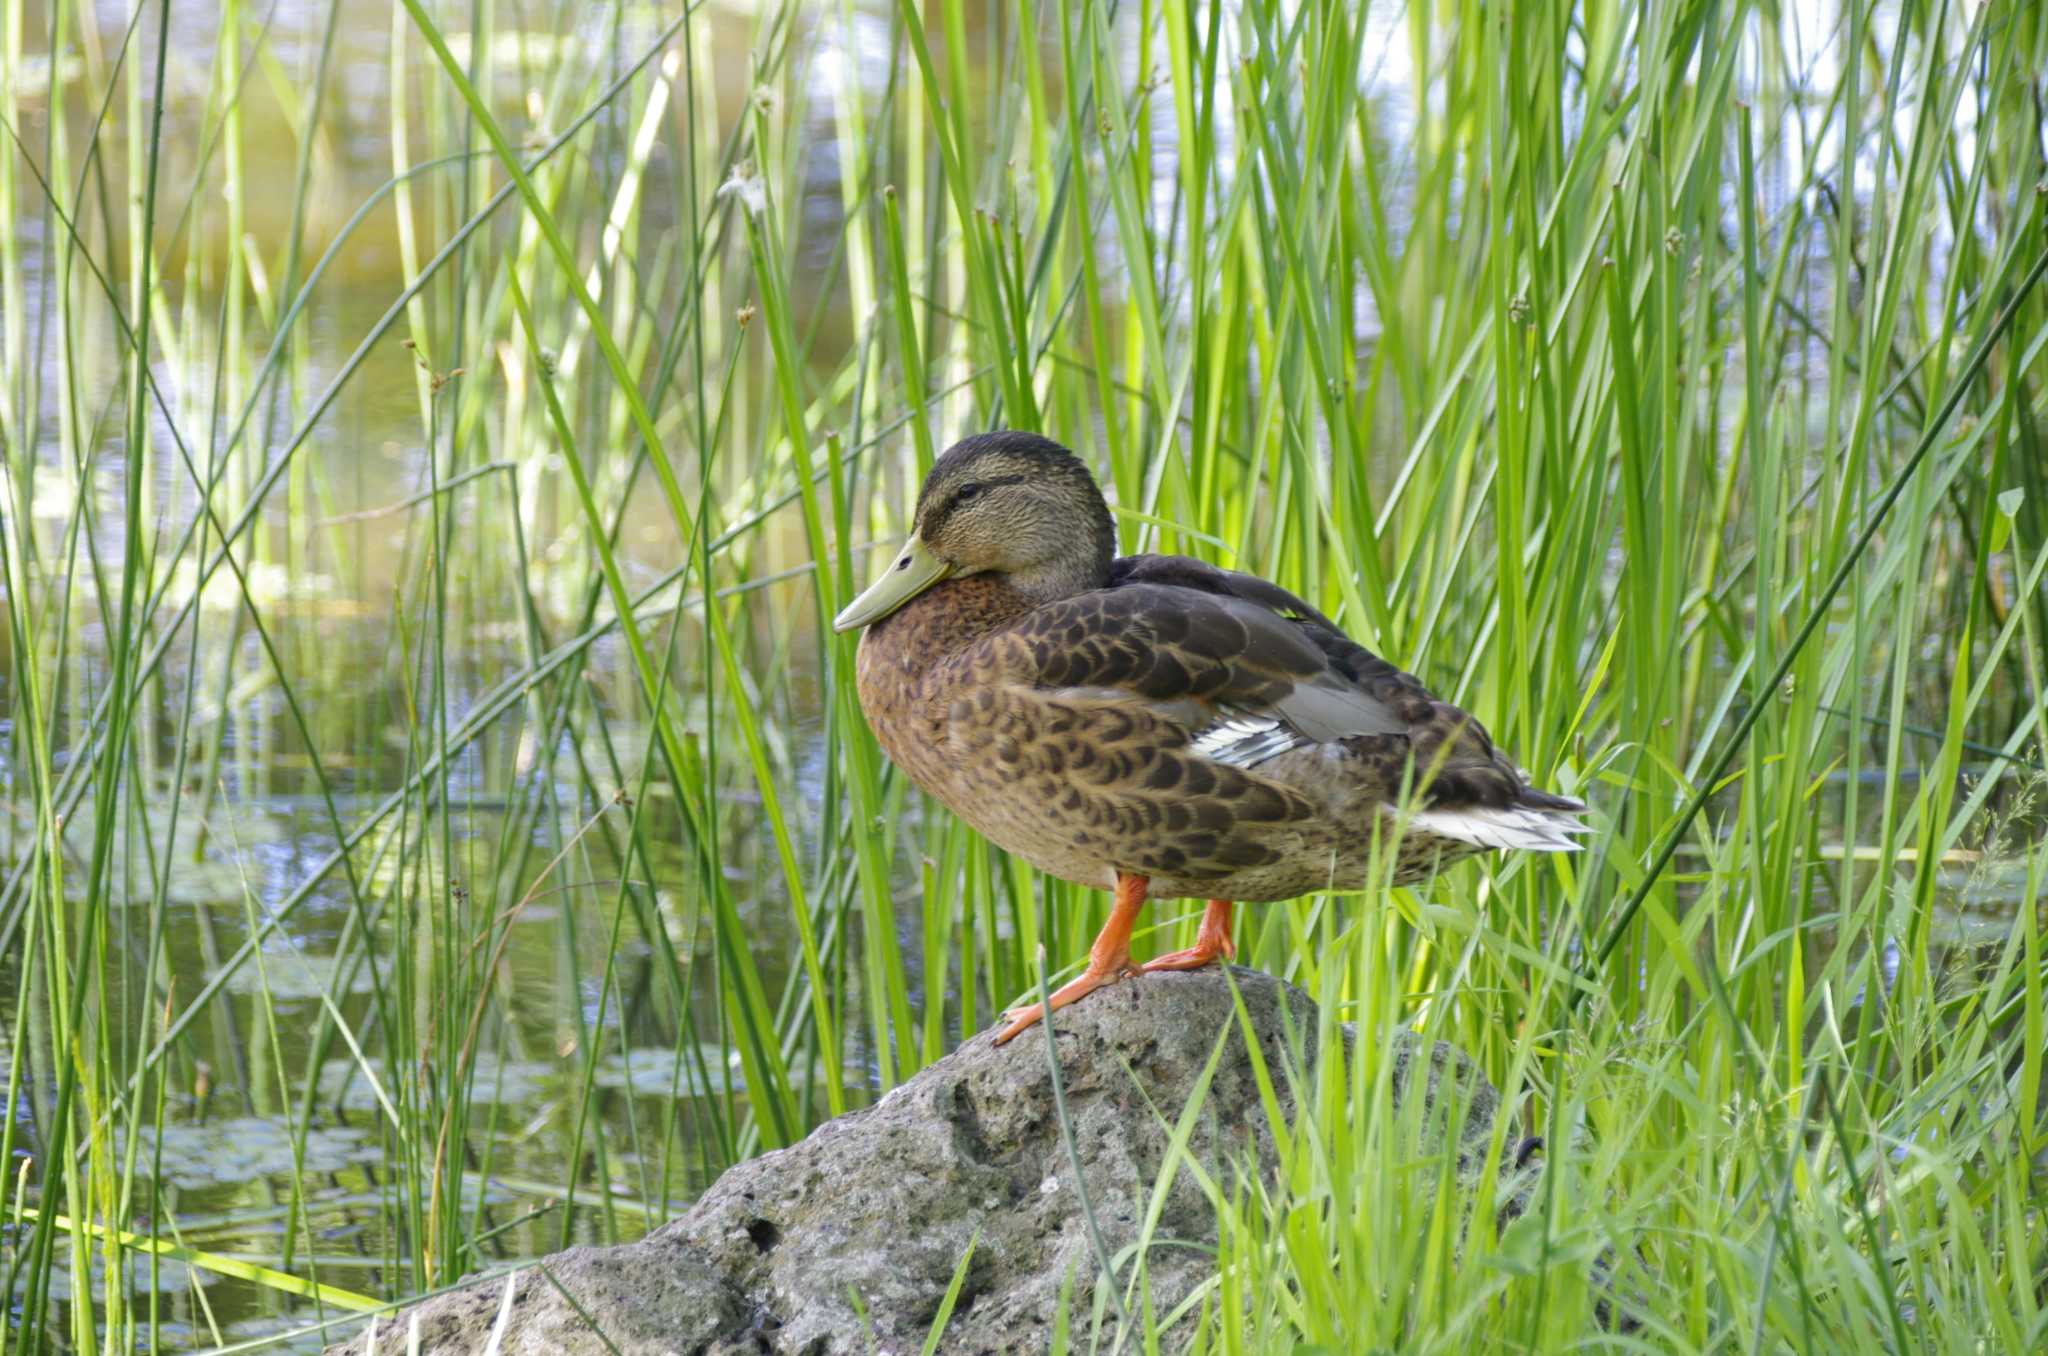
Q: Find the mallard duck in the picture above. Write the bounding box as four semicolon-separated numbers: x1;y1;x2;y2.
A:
834;431;1586;1043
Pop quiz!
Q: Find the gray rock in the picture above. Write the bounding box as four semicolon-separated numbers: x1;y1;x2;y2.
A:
328;967;1540;1355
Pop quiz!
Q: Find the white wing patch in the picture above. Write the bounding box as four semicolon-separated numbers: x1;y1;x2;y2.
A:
1404;804;1588;852
1188;711;1307;769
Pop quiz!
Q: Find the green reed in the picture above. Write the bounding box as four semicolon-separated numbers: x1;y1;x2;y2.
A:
3;0;2046;1351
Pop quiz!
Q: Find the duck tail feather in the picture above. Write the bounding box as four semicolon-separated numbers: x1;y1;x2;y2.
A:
1406;803;1588;852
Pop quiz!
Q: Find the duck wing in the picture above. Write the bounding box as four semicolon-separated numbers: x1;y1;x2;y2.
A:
1017;556;1400;732
1045;555;1586;827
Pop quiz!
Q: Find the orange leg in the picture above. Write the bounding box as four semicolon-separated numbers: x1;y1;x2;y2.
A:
993;871;1148;1044
1137;899;1235;973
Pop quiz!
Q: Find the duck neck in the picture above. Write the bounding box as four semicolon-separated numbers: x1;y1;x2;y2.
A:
1001;492;1114;607
1000;551;1109;610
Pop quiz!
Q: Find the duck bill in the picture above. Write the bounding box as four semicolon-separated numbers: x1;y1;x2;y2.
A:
832;537;952;631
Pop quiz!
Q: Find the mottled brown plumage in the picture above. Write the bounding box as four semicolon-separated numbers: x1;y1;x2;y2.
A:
834;432;1586;1041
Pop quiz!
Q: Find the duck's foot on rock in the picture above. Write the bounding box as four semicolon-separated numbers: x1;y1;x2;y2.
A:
1136;898;1236;973
993;965;1139;1044
1136;946;1226;973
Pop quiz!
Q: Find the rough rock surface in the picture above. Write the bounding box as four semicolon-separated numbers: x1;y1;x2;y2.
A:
329;968;1539;1355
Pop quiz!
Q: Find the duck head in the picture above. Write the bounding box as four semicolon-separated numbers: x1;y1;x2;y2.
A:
832;431;1116;631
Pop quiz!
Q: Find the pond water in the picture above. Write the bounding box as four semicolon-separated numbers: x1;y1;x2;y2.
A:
2;4;813;1346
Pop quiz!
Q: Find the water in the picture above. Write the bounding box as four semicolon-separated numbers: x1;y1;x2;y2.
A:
1;4;828;1345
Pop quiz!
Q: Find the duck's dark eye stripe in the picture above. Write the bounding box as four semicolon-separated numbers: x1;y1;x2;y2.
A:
922;473;1029;537
949;474;1023;511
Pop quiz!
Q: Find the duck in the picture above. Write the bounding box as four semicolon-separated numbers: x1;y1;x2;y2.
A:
833;431;1586;1044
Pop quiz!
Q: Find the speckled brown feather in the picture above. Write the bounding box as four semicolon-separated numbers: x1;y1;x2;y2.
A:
855;553;1579;902
1105;554;1570;813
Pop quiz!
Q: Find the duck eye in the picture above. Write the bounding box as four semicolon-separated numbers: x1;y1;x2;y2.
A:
955;482;982;502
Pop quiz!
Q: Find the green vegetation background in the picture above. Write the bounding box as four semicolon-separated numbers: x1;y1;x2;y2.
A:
2;0;2045;1350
